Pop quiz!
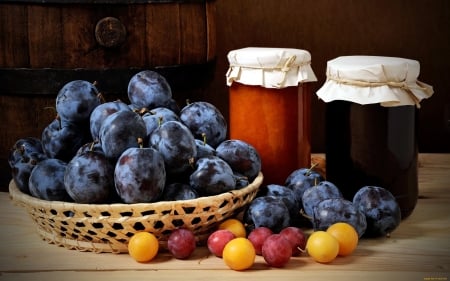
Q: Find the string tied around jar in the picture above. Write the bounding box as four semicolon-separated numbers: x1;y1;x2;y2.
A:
226;55;312;88
325;75;432;108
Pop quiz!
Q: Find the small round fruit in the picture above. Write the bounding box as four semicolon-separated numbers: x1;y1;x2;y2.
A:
207;229;235;257
218;218;246;238
306;231;339;263
261;234;292;267
128;232;159;262
222;238;256;271
326;222;359;256
167;228;197;259
279;226;307;256
248;227;273;255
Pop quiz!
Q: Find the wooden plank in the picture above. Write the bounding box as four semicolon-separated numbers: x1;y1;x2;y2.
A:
0;270;433;281
205;0;216;61
179;2;207;64
0;154;449;277
0;4;29;67
60;5;97;68
115;5;147;67
146;4;181;66
27;5;63;68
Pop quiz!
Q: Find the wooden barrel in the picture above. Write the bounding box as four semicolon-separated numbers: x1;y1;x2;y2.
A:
0;0;216;190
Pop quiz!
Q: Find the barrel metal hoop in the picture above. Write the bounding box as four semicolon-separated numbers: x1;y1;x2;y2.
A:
0;60;216;96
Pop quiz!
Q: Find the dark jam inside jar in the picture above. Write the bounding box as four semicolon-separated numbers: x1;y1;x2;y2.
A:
325;101;418;219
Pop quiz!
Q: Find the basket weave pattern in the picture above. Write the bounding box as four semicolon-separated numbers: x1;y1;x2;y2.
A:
9;172;263;253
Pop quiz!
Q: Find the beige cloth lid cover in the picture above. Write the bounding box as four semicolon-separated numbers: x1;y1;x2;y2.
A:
226;47;317;89
316;56;434;107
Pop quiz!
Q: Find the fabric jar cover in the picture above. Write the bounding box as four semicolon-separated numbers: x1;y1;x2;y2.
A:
226;47;317;89
316;55;434;108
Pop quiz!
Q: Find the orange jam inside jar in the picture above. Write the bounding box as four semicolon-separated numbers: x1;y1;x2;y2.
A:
226;48;317;185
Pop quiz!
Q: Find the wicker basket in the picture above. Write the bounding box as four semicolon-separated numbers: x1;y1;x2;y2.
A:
9;172;263;253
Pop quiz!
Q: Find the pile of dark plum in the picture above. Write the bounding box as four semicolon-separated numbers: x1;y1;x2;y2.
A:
9;70;261;206
244;168;402;238
8;70;401;239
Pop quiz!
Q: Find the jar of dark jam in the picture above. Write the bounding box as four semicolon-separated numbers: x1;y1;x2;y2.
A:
226;47;317;185
316;56;434;219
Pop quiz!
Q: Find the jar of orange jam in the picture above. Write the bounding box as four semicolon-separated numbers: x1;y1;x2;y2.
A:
226;47;317;185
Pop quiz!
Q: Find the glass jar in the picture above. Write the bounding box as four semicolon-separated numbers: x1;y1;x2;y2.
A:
316;56;434;219
226;47;317;185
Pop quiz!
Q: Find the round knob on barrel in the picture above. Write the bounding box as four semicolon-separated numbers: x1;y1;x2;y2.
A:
95;17;126;48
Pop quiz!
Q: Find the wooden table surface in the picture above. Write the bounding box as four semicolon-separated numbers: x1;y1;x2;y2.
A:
0;154;449;281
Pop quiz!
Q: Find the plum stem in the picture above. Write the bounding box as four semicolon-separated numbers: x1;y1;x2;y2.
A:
201;133;207;145
18;145;25;155
89;141;96;151
188;157;195;168
55;114;62;130
97;92;106;104
139;107;149;115
44;106;57;118
305;162;319;176
137;137;144;148
299;209;313;221
297;246;307;254
158;116;164;127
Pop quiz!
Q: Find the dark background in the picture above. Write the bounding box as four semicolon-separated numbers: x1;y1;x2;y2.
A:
203;0;450;153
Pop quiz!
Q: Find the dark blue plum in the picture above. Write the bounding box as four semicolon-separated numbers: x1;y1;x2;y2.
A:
99;110;147;161
114;146;166;203
142;107;180;138
127;70;172;109
233;172;250;189
64;151;115;203
285;167;324;206
244;196;290;233
56;80;101;124
89;100;131;141
161;98;181;115
8;137;47;194
194;138;216;161
41;117;91;162
10;152;47;194
28;158;72;201
353;186;401;237
302;180;343;218
161;182;198;201
149;120;196;176
265;184;300;223
128;103;140;112
189;156;236;196
216;139;261;182
8;137;44;168
312;198;367;238
75;141;104;156
180;101;227;148
151;107;180;122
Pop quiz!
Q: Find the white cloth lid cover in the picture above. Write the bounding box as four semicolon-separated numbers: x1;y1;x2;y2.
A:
226;47;317;89
316;56;434;107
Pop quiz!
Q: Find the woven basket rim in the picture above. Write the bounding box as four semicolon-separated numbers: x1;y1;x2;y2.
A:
8;172;263;253
9;172;263;215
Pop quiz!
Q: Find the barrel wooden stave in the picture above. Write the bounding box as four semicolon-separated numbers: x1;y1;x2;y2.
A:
0;1;216;190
